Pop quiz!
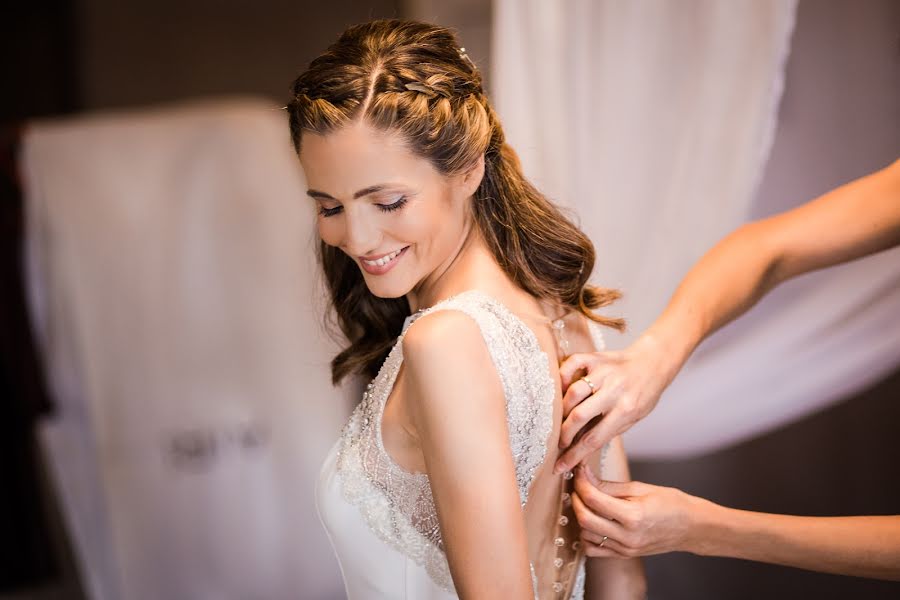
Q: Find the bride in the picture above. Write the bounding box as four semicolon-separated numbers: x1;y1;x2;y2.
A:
287;19;647;599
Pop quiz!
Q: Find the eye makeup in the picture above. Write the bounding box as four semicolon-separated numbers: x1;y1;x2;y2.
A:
318;195;409;218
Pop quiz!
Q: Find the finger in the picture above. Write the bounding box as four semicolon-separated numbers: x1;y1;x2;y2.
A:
581;461;603;486
572;468;634;523
581;529;610;545
559;392;615;447
571;489;628;540
555;414;620;473
558;353;600;390
582;465;642;498
561;375;603;417
583;537;630;558
562;365;614;416
561;378;586;417
582;543;621;558
572;495;620;539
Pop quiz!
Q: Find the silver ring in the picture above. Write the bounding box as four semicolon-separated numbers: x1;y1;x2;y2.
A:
581;375;596;394
599;535;608;548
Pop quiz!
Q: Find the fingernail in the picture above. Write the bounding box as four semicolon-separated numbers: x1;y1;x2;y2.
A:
553;462;565;475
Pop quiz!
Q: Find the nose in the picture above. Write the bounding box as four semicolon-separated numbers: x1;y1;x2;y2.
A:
341;206;382;257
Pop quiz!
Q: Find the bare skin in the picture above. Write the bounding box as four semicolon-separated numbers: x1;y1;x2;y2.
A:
302;120;645;597
556;158;900;579
557;157;900;471
572;466;900;581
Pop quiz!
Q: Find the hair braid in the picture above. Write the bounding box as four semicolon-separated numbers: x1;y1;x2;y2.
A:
287;19;622;384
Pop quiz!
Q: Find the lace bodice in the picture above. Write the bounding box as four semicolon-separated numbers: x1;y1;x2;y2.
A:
332;289;599;596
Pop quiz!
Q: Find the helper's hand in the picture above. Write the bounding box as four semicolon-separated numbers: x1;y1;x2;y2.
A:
554;334;677;474
572;464;711;558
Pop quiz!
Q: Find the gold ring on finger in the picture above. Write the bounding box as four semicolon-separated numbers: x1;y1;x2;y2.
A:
581;375;596;394
599;535;608;548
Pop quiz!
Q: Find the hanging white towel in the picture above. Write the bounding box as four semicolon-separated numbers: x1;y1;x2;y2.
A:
23;98;351;599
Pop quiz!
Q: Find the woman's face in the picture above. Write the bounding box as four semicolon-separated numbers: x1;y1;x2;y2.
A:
299;120;480;300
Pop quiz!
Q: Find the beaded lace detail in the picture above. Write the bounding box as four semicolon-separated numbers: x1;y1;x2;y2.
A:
544;316;608;599
334;289;556;594
585;319;611;470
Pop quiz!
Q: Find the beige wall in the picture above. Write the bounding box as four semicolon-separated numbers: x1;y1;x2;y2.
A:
75;0;494;111
402;0;492;92
77;0;401;110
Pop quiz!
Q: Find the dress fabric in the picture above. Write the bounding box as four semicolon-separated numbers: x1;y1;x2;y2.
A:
317;289;604;599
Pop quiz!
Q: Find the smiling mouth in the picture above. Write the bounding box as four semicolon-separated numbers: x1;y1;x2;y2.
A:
361;246;408;267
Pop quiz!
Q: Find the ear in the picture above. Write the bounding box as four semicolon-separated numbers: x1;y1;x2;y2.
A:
456;153;486;200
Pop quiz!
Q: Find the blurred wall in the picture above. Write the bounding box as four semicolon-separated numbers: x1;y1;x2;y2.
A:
77;0;401;110
4;2;399;598
403;0;492;92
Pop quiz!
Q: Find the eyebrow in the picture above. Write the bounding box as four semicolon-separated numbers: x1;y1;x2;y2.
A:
307;184;394;200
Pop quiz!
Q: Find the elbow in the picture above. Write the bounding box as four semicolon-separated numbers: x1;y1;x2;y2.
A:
625;561;649;600
735;220;788;294
586;557;648;599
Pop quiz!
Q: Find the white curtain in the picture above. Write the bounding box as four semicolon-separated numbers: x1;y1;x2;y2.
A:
493;0;900;458
23;99;350;599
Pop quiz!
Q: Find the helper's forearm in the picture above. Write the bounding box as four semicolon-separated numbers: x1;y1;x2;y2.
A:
639;221;781;376
638;158;900;377
693;503;900;581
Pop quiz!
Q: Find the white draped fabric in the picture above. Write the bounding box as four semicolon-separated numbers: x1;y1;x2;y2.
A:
23;100;350;599
493;0;900;458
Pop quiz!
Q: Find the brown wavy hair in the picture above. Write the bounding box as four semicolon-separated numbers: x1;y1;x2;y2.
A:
286;19;623;385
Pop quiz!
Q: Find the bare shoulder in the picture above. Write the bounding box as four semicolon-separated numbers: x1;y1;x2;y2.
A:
402;309;487;363
401;309;510;458
401;308;505;420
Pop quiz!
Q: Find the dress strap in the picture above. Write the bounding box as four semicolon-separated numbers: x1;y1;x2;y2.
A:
401;289;556;508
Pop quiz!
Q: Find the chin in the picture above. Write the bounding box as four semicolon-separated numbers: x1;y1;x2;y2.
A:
361;277;412;300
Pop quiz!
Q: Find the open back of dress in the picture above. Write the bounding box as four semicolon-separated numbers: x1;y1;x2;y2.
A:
316;289;609;599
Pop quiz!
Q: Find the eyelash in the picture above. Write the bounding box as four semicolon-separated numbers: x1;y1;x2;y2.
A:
319;196;408;218
380;196;409;213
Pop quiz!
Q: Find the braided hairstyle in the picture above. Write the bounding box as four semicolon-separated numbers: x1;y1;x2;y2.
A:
286;19;623;385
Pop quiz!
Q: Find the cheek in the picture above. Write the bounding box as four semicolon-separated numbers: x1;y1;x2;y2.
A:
396;211;433;241
396;200;465;264
404;199;456;241
316;216;342;247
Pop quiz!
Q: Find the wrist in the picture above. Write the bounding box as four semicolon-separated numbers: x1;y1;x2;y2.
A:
682;494;730;557
634;325;695;386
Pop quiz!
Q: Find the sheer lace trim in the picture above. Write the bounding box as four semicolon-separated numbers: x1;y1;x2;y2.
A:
585;318;607;352
570;558;586;599
584;318;612;471
334;289;556;594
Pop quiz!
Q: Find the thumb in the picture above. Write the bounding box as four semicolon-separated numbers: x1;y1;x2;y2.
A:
573;469;632;522
596;479;640;499
583;466;641;498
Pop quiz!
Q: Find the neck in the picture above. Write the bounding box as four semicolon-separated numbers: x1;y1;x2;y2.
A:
406;223;509;312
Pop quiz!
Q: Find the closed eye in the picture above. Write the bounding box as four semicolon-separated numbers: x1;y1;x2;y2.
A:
319;205;343;217
377;196;408;213
318;195;409;218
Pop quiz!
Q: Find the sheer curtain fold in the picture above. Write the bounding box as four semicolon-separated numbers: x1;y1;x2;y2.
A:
494;0;798;324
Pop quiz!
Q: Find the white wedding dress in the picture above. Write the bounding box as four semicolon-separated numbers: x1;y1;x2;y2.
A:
316;289;608;599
